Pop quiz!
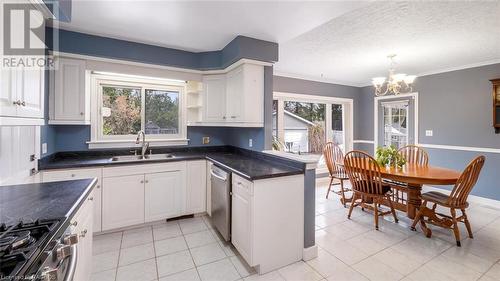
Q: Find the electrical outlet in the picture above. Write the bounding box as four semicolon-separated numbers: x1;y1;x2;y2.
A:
202;137;210;144
425;130;433;137
249;138;253;147
42;143;47;154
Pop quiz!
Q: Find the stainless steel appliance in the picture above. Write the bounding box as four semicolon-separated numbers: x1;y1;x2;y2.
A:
0;219;79;281
210;165;231;241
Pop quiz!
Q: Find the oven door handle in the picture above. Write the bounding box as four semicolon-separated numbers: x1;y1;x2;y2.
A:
63;245;78;281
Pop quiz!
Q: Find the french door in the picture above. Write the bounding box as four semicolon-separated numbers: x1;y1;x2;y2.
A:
375;94;417;150
272;92;353;170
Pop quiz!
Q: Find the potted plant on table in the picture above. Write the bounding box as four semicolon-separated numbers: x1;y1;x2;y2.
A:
375;145;406;169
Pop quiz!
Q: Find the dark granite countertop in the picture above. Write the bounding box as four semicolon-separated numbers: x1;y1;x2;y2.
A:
38;146;305;181
0;179;97;226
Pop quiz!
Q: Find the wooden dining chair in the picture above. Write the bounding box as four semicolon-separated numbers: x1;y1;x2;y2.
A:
398;145;429;166
388;145;430;207
344;150;398;230
411;155;485;246
323;142;350;206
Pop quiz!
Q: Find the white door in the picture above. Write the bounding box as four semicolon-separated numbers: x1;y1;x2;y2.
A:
203;75;226;122
231;183;252;263
54;58;86;121
0;69;17;117
102;175;145;230
186;160;207;214
17;67;44;118
145;171;183;222
225;66;244;122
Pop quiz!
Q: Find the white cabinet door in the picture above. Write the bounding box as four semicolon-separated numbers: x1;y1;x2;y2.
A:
0;126;38;185
0;69;17;117
145;171;183;222
72;194;93;281
17;67;44;119
102;175;145;230
203;75;226;122
186;160;207;214
53;58;87;122
42;168;103;233
206;161;213;216
225;66;244;122
231;176;253;264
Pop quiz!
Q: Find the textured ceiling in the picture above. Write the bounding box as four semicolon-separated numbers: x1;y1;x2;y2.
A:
57;1;368;52
275;1;500;86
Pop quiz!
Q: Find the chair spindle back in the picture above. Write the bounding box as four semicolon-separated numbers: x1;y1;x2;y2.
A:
398;145;429;166
344;150;386;195
323;142;346;178
448;156;485;206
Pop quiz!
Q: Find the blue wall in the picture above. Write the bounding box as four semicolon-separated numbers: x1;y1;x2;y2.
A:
41;28;276;156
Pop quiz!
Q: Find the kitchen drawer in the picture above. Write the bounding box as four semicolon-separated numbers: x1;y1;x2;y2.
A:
102;161;186;177
42;168;101;182
232;174;253;196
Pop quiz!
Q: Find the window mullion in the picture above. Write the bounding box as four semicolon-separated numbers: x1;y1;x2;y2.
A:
141;87;146;134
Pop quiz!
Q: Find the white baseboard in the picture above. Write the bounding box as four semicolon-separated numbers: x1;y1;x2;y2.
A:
302;245;318;261
423;185;500;209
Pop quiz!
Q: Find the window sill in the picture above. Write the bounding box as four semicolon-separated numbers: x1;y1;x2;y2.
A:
87;139;189;149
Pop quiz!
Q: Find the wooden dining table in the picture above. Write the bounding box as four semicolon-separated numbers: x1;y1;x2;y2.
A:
337;161;462;219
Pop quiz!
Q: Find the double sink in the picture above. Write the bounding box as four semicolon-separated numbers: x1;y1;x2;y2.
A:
110;153;176;163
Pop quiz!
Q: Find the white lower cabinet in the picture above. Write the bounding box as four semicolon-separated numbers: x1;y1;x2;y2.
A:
231;174;304;274
145;170;184;222
102;174;145;231
186;160;207;214
72;190;94;281
231;175;253;264
41;168;102;232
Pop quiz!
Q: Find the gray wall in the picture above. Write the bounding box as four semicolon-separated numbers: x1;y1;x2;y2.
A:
358;63;500;200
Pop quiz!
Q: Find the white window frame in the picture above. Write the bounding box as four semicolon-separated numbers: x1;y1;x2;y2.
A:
88;72;188;149
273;92;354;174
373;92;419;152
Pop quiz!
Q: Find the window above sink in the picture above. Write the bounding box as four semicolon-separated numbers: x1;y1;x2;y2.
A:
87;72;188;149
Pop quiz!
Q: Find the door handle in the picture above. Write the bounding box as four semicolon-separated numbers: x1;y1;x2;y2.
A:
210;170;227;182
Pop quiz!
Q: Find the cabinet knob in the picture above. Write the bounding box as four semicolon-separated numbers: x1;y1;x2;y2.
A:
80;112;84;115
231;116;236;119
222;116;226;120
96;185;100;189
145;180;149;183
71;174;75;177
140;180;144;183
88;197;94;201
70;221;78;226
80;229;87;238
21;101;26;106
13;100;21;106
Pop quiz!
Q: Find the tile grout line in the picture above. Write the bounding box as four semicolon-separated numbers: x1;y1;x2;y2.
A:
113;231;123;281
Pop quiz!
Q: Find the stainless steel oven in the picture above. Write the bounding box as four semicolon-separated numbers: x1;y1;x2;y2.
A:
210;165;231;241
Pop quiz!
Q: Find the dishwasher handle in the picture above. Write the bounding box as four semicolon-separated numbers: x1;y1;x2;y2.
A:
210;170;227;182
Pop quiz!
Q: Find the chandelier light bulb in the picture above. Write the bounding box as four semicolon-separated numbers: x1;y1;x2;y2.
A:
404;75;417;84
372;55;416;96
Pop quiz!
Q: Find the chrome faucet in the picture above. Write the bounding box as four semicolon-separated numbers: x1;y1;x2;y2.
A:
135;130;149;159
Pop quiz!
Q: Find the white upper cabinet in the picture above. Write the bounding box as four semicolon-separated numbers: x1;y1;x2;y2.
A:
202;74;227;122
195;63;264;127
49;57;89;124
0;67;44;125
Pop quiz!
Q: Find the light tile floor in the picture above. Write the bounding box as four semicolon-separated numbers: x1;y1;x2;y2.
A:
92;180;500;281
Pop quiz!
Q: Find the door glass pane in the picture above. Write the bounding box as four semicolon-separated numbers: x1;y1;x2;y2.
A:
145;89;179;135
283;101;326;154
102;86;141;136
331;104;344;151
382;101;409;149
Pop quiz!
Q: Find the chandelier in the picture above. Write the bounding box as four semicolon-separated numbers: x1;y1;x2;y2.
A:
372;54;416;96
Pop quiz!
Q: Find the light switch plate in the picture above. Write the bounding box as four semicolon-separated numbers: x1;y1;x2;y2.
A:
425;130;433;137
42;143;47;154
249;139;253;147
202;137;210;144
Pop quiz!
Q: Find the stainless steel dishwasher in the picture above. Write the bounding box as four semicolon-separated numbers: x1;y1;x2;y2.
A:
210;165;231;241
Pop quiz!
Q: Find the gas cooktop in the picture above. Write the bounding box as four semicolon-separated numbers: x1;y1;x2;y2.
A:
0;219;61;280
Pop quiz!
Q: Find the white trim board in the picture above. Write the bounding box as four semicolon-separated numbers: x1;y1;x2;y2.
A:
274;72;365;88
353;140;374;144
419;143;500;154
374;92;419;151
423;185;500;210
